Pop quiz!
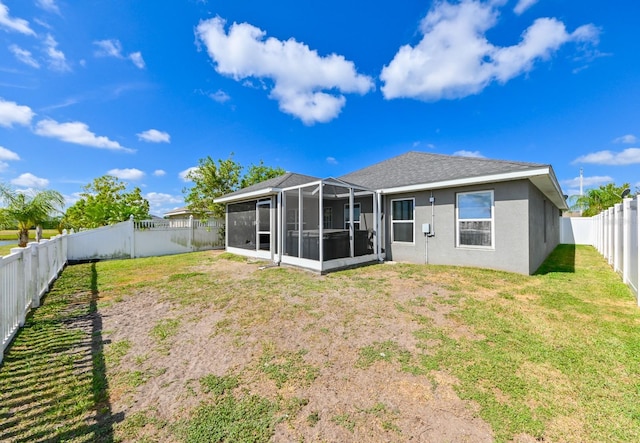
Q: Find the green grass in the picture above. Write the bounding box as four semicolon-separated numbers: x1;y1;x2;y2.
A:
259;344;320;388
1;246;639;442
402;245;640;442
0;262;113;442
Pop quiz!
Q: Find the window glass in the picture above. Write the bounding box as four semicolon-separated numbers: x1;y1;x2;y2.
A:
391;199;414;243
457;191;493;247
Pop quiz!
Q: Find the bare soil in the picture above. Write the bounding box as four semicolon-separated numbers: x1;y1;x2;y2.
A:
101;253;494;442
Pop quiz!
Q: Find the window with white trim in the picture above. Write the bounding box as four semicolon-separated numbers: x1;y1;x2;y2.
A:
456;190;494;248
344;203;361;230
391;198;414;243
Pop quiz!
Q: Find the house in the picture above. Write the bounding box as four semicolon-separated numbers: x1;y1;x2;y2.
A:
164;206;194;219
214;151;568;275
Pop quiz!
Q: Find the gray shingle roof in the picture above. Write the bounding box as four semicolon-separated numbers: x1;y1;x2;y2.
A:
339;151;548;190
217;172;320;200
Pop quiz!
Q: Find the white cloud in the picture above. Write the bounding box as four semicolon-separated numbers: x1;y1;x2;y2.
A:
196;16;374;124
36;0;60;14
94;39;122;58
380;1;599;101
145;192;183;209
0;161;8;172
94;39;145;69
179;166;198;182
0;98;35;127
573;148;640;165
145;192;184;216
0;146;20;161
44;34;71;72
129;52;145;69
0;1;36;35
561;175;613;188
514;0;538;15
326;156;338;165
613;134;637;144
34;118;134;152
453;150;485;158
153;169;166;177
137;129;170;143
107;168;145;181
9;45;40;68
11;173;49;188
210;90;231;103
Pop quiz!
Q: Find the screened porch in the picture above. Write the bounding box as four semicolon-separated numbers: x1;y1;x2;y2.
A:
224;178;381;273
280;178;380;272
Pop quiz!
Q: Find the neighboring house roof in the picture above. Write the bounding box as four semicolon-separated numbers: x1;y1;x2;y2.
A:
215;172;320;203
216;152;568;210
164;206;191;217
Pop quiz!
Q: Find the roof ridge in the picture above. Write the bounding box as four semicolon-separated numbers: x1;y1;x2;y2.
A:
405;151;546;167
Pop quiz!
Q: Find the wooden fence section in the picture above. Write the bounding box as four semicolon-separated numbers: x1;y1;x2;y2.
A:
561;195;640;303
1;234;68;364
1;217;223;363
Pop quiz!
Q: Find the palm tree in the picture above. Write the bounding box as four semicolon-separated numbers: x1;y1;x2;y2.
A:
0;184;65;247
571;182;630;217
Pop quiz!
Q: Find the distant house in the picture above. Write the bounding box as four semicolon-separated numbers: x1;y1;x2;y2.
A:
214;151;568;275
164;206;193;219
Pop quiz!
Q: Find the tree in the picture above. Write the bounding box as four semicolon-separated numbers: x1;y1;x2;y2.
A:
183;155;285;220
63;175;150;229
572;182;631;217
0;184;65;247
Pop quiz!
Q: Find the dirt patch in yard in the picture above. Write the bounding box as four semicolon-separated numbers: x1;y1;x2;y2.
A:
97;252;494;442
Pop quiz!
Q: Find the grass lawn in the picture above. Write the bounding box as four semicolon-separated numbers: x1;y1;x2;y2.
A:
0;245;638;442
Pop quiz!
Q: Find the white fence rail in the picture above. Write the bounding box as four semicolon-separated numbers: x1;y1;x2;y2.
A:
561;196;640;303
1;234;68;364
1;216;223;363
67;216;224;262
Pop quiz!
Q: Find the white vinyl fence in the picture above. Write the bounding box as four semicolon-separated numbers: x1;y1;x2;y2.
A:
1;234;68;363
1;216;223;363
561;195;640;303
67;216;224;262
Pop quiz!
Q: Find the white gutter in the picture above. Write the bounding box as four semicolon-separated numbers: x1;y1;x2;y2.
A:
377;168;551;195
214;187;279;203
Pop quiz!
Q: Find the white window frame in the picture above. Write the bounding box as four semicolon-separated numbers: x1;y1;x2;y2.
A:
456;190;495;249
390;198;415;244
344;203;361;230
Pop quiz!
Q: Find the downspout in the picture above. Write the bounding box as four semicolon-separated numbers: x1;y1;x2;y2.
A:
377;191;383;262
430;191;436;237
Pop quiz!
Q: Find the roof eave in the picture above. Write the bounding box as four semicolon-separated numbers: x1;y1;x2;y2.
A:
214;188;278;204
379;167;569;210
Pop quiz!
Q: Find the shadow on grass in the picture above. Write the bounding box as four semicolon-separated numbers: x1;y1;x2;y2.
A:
534;244;576;275
0;263;122;442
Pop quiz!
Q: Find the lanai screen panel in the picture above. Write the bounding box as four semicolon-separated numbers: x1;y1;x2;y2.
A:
322;183;352;260
301;184;320;260
228;201;256;250
284;189;300;257
354;193;375;257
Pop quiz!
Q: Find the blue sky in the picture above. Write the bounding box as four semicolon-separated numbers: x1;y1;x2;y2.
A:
0;0;638;216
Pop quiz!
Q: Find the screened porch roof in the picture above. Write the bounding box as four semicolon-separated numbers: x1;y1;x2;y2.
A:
214;174;375;204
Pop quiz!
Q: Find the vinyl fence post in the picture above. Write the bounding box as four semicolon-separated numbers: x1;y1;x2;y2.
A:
16;249;26;327
30;242;40;308
623;199;631;285
130;215;135;259
637;196;640;307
